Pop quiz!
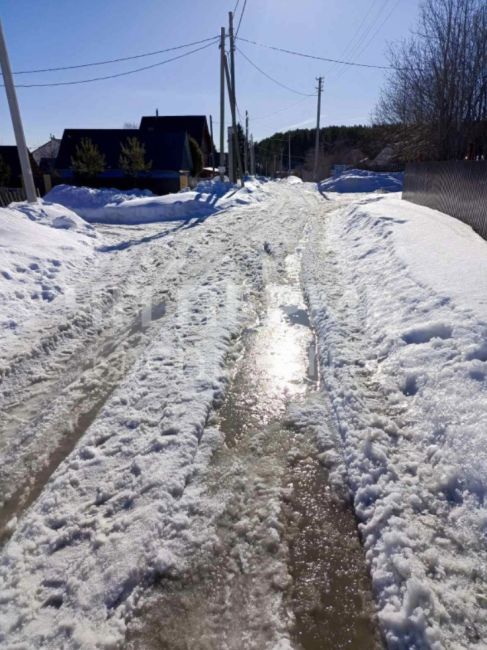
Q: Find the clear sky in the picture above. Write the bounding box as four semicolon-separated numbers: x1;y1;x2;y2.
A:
1;0;421;149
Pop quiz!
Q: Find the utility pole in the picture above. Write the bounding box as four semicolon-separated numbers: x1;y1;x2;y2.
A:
288;133;291;175
219;27;226;181
227;126;234;183
244;110;249;175
0;19;36;203
224;54;242;183
209;114;215;174
227;11;243;183
313;76;323;182
250;134;255;176
229;12;236;119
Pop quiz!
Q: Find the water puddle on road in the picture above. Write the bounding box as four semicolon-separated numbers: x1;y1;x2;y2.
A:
126;256;381;649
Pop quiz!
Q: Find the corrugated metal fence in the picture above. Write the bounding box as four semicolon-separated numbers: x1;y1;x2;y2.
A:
403;161;487;239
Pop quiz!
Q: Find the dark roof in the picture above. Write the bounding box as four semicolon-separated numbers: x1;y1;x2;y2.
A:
139;115;211;151
0;146;40;183
32;138;61;164
56;129;192;171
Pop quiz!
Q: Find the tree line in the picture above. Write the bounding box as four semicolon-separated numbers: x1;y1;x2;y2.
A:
255;125;397;178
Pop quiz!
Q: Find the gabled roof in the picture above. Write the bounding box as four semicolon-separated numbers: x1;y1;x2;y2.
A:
139;115;211;150
32;138;61;164
56;129;192;171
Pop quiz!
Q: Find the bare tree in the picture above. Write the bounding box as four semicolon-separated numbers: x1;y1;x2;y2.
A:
376;0;487;160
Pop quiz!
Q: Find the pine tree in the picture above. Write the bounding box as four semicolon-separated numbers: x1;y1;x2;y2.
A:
0;155;11;186
119;137;152;177
71;138;106;177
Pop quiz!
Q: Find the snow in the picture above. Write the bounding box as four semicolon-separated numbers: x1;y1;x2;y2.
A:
45;179;268;224
280;175;303;185
303;193;487;648
3;180;487;648
319;168;404;193
0;180;312;649
0;202;96;360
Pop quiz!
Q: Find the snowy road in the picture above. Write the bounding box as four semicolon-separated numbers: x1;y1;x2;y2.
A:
2;179;487;649
1;181;379;648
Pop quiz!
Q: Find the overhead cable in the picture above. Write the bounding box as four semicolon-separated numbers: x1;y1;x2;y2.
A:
10;35;219;75
236;36;403;70
8;40;218;88
237;47;315;96
252;95;315;121
235;0;248;37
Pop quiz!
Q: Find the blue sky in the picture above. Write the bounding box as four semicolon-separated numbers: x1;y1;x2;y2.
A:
1;0;421;149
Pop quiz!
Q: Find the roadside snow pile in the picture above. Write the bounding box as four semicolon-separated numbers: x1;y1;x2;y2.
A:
304;194;487;648
187;178;234;196
280;175;303;185
319;168;403;193
45;184;154;209
45;181;269;225
12;200;97;237
0;202;96;356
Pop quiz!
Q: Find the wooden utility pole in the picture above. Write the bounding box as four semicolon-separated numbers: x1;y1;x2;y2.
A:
227;126;234;182
224;54;242;183
313;76;323;182
227;11;243;183
0;19;36;203
229;12;236;118
219;27;226;181
209;114;215;173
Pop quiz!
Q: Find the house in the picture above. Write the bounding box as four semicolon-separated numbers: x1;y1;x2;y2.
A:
0;145;41;188
32;136;61;173
139;115;214;166
55;128;193;194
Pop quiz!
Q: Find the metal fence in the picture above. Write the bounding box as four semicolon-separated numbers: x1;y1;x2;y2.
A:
403;161;487;239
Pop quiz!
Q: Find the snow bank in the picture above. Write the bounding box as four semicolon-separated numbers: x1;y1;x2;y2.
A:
319;168;403;193
12;200;97;238
0;202;96;355
280;175;303;185
45;180;269;225
303;194;487;648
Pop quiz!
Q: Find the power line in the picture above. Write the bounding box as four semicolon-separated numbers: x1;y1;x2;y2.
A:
235;0;248;37
9;35;219;75
233;0;240;13
237;46;315;96
334;0;380;66
331;0;400;83
7;40;218;88
236;36;403;70
352;0;401;62
342;0;389;68
252;95;314;121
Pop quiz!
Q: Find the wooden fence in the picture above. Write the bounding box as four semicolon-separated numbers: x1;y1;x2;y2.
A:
0;187;42;207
